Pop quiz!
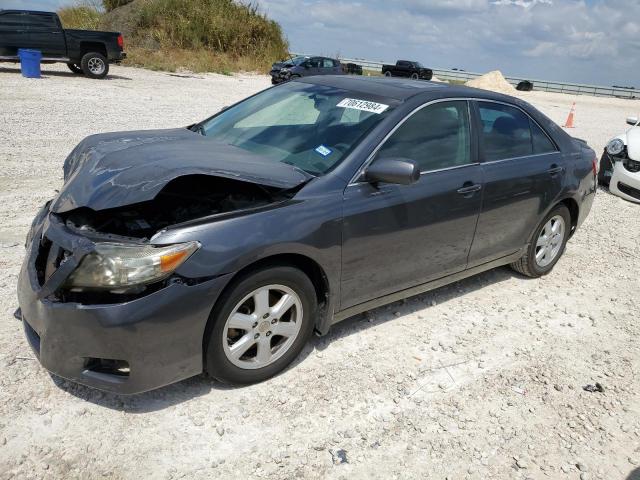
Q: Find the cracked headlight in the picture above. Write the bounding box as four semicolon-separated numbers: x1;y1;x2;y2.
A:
66;241;200;289
606;138;625;156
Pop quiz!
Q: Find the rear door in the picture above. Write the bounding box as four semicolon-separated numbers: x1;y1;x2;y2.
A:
25;12;66;58
467;100;563;266
341;100;483;308
0;12;28;56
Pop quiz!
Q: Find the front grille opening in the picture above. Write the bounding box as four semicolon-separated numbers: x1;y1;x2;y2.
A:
618;182;640;200
34;237;52;286
84;358;130;377
623;158;640;173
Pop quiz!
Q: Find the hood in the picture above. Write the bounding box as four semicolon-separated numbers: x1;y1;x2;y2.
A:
51;128;311;213
626;128;640;160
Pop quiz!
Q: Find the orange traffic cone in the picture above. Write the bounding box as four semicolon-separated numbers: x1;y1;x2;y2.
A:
563;102;576;128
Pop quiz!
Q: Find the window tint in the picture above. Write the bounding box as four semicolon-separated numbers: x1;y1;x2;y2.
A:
26;13;58;29
530;119;557;154
321;58;331;68
0;13;25;27
308;57;321;68
376;101;471;172
478;102;532;161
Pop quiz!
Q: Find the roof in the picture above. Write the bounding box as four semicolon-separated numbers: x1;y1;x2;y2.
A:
298;75;519;103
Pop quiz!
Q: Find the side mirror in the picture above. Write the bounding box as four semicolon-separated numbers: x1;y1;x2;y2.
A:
626;116;639;126
364;158;420;185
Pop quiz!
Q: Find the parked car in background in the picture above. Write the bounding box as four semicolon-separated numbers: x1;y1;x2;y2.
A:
0;9;125;78
598;116;640;203
269;55;343;84
17;77;596;394
342;62;363;75
382;60;433;80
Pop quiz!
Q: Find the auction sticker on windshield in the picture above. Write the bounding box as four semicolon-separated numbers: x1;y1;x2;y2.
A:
336;98;389;114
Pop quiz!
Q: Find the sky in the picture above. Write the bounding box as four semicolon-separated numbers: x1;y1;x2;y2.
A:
4;0;640;86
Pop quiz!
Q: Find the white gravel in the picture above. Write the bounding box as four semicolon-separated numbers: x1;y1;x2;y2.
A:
1;63;639;480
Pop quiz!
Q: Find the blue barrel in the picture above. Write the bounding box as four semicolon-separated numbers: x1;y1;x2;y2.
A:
18;49;42;78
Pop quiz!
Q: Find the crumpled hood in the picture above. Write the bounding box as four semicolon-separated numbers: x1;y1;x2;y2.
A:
50;128;311;213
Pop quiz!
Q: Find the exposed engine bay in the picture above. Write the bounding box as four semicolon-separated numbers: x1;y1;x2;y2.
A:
60;175;288;239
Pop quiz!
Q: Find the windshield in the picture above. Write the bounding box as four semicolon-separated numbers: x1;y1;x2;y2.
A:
288;56;308;66
200;82;395;175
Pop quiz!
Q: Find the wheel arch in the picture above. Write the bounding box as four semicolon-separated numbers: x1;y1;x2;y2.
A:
559;197;579;235
79;42;108;58
202;253;331;357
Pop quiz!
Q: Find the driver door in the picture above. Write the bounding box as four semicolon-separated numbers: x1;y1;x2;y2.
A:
340;100;483;309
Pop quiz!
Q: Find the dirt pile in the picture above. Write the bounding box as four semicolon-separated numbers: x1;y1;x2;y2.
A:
465;70;516;95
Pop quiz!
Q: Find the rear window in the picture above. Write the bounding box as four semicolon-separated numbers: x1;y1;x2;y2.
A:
25;13;58;29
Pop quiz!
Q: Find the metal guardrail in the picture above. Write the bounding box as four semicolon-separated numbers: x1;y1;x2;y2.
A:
333;55;639;100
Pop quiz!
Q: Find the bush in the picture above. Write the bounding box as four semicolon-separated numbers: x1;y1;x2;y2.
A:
57;5;102;30
58;0;289;74
134;0;288;61
103;0;134;11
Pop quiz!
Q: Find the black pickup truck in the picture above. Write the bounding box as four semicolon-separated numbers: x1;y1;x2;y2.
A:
381;60;433;80
0;10;125;79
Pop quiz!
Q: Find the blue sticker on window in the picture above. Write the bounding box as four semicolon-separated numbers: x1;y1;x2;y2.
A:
314;145;332;157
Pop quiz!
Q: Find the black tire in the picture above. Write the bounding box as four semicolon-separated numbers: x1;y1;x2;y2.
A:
80;52;109;79
204;266;317;385
410;72;419;80
598;151;612;186
67;63;83;74
384;71;392;77
510;204;571;278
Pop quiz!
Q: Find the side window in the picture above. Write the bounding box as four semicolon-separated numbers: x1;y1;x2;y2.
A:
478;102;532;161
308;57;321;68
0;13;25;28
376;101;472;172
322;58;334;68
26;13;58;30
530;119;557;154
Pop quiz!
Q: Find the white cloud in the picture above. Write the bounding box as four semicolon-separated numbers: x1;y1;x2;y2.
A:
261;0;640;85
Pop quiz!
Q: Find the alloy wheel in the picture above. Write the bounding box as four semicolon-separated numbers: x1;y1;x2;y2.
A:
535;215;565;267
222;284;303;369
87;58;106;75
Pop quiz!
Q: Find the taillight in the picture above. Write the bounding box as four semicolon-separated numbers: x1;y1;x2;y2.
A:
117;35;124;49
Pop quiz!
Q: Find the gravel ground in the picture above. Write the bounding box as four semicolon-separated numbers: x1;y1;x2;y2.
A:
1;63;639;480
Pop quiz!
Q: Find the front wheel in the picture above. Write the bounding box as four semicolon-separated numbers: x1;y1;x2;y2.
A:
81;52;109;79
67;63;83;74
410;72;419;80
510;204;571;278
205;266;317;385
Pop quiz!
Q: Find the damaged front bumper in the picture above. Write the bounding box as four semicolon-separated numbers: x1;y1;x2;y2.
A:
610;157;640;203
17;206;231;394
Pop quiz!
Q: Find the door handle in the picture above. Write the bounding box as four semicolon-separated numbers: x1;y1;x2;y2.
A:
457;183;482;195
548;165;564;175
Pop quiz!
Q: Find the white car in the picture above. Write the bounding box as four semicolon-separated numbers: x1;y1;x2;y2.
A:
599;116;640;203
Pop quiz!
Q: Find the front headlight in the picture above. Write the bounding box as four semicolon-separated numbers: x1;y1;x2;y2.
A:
606;138;625;156
66;241;200;290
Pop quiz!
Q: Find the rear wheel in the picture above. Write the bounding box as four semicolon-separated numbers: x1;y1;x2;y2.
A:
511;204;571;278
67;63;83;74
81;52;109;79
205;266;317;384
384;71;392;77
